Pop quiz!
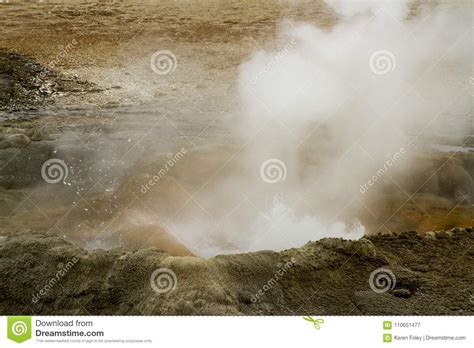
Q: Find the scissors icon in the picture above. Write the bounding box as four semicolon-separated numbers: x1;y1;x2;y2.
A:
303;316;324;330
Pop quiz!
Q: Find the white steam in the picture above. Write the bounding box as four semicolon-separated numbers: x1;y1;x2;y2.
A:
131;0;471;257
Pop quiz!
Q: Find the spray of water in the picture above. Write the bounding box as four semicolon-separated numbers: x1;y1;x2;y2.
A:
161;0;470;257
44;0;470;257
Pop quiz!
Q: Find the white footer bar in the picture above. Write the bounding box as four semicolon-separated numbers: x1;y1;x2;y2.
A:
1;316;471;347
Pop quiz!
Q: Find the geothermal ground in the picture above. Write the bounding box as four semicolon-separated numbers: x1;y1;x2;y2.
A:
1;228;473;315
0;0;473;315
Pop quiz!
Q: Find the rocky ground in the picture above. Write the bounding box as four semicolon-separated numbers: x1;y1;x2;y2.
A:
0;228;472;315
0;48;98;113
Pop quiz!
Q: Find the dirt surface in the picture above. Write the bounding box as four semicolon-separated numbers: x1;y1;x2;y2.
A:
0;0;336;110
0;227;472;315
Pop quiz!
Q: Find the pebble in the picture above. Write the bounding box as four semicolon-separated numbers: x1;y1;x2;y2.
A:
26;129;45;141
4;134;30;148
425;231;436;239
393;288;412;298
412;264;430;273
